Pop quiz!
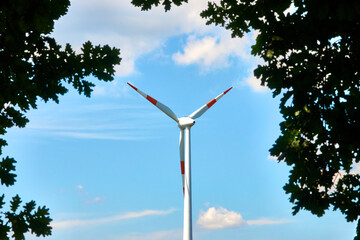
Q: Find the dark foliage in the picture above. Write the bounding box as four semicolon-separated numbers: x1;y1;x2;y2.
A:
0;0;121;238
131;0;188;11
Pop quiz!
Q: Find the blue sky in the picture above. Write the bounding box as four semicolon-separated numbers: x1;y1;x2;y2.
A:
2;0;358;239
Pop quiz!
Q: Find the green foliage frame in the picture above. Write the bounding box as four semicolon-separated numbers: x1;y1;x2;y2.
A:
0;0;121;239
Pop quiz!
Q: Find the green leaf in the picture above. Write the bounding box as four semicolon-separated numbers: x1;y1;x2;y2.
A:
23;201;36;214
0;194;5;209
10;195;22;213
0;157;17;187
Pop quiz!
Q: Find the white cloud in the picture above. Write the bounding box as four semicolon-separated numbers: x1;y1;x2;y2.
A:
233;67;268;93
197;207;246;229
52;209;176;229
52;0;257;79
267;155;278;162
172;31;253;71
245;75;268;93
52;0;215;76
173;36;219;66
197;207;290;230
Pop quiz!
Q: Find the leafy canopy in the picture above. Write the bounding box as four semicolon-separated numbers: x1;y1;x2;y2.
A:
0;0;121;239
132;0;360;238
131;0;187;11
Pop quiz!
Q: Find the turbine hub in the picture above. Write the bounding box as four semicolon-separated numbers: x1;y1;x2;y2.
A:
178;117;195;129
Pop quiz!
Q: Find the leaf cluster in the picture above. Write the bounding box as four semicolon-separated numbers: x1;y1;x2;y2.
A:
0;195;52;240
131;0;188;11
1;0;121;131
0;156;52;240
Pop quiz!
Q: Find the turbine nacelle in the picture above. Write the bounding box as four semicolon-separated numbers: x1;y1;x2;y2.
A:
178;117;195;129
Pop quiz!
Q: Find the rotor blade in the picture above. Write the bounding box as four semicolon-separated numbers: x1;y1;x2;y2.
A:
179;129;185;197
127;82;179;122
189;87;232;120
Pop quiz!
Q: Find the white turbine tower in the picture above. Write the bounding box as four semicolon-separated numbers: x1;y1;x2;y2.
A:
127;82;232;240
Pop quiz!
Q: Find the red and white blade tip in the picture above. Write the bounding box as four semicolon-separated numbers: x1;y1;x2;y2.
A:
206;87;232;108
127;82;179;122
127;82;137;91
224;87;232;94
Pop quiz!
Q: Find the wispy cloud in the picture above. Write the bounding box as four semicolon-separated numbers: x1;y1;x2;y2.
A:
197;207;291;230
115;229;182;240
26;126;162;141
82;196;102;205
74;185;104;205
91;80;132;98
23;103;170;140
52;209;176;229
54;131;145;141
247;218;291;226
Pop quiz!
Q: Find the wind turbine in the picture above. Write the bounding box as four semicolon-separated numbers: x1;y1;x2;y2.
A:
127;82;232;240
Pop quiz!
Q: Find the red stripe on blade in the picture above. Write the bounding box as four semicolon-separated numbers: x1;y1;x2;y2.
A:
127;82;137;91
181;161;185;174
206;99;216;108
224;87;232;94
146;95;157;105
